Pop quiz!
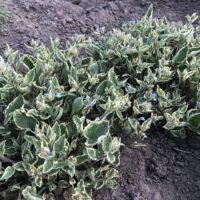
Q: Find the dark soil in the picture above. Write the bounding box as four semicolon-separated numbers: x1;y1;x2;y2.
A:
1;0;200;200
94;131;200;200
1;0;200;53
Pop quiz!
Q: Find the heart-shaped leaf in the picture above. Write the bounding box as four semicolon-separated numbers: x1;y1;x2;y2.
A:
83;121;109;146
43;157;54;173
86;147;97;160
172;46;188;64
4;96;24;124
13;110;37;130
0;166;15;180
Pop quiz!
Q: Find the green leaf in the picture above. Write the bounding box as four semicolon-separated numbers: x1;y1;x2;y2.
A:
72;97;84;115
24;68;35;84
4;96;24;124
76;155;89;166
102;135;112;152
170;128;186;139
64;161;75;177
50;122;61;145
83;120;109;146
53;160;66;169
0;126;10;136
172;46;188;64
111;137;121;153
106;168;119;179
141;118;152;132
43;157;54;173
128;118;139;130
0;166;15;180
107;153;116;164
14;162;25;171
73;115;85;133
23;56;35;69
94;179;104;189
0;140;6;156
188;111;200;127
108;68;119;86
35;176;43;187
145;4;153;19
96;80;107;96
86;147;97;160
53;134;66;154
104;179;119;189
22;186;44;200
13;110;37;130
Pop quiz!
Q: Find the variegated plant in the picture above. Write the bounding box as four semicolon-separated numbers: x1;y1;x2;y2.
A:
0;5;200;200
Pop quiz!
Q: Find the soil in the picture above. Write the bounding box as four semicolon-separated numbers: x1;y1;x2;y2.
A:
1;0;200;200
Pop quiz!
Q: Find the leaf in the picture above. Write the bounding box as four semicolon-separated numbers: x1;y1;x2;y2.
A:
43;157;54;173
102;135;112;152
13;110;37;130
4;96;24;124
83;120;109;146
64;161;75;177
156;86;166;98
0;140;6;156
104;179;119;189
14;162;25;171
73;116;85;133
172;46;188;64
50;122;61;144
188;111;200;127
24;68;35;84
170;128;186;139
94;180;104;189
106;168;119;179
0;126;10;136
96;80;107;96
141;118;152;132
106;153;116;164
76;155;89;166
108;68;119;86
72;97;84;115
53;161;66;169
128;118;139;130
111;137;121;153
86;147;97;160
53;135;66;154
22;186;44;200
145;4;153;19
35;176;43;187
23;56;35;69
0;166;15;180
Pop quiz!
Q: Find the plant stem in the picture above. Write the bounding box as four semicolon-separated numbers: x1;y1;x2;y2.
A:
0;156;16;163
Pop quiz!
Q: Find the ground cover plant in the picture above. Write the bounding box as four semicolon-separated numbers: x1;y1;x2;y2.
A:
0;0;8;24
0;5;199;200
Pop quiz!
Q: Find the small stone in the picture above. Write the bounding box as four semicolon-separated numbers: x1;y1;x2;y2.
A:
80;26;87;33
140;0;150;6
107;2;118;11
66;17;73;23
61;19;66;26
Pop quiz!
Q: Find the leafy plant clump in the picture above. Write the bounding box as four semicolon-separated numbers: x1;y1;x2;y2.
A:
0;0;9;24
0;5;199;200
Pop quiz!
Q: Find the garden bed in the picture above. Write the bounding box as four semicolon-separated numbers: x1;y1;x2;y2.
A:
0;1;200;200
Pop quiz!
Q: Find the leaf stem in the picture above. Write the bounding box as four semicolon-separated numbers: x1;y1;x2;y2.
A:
0;156;16;164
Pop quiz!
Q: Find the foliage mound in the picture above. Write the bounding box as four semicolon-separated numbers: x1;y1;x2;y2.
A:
0;0;9;23
0;5;199;200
